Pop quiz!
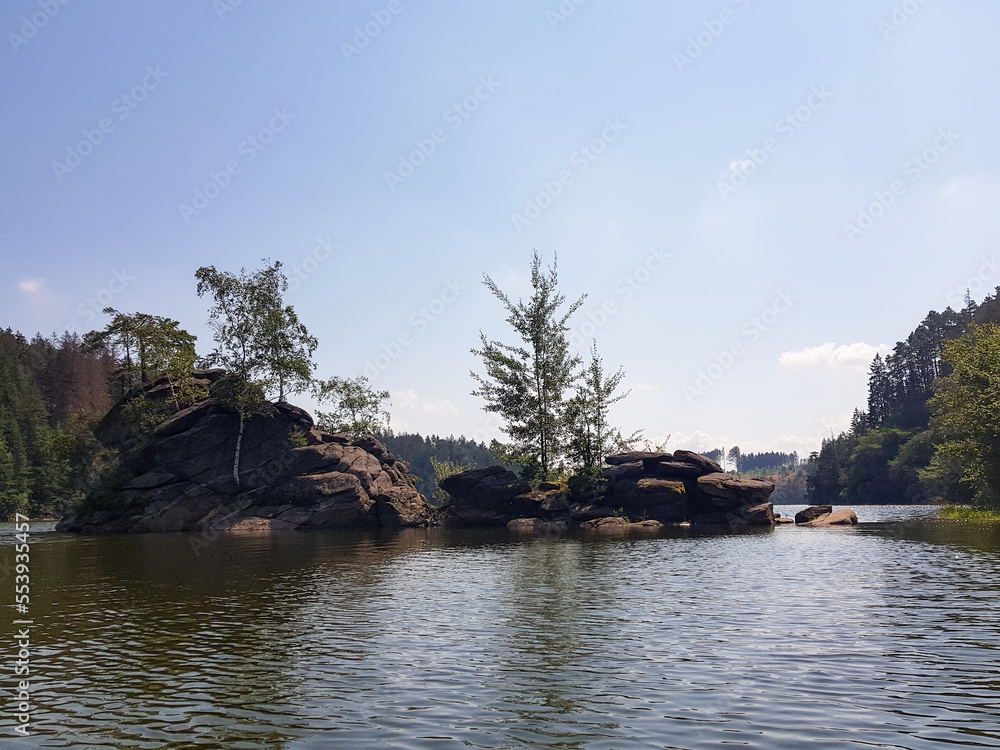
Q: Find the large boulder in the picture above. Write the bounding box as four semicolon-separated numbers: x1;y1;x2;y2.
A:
654;461;706;479
438;466;534;526
695;473;775;509
728;502;775;527
602;461;646;481
794;505;833;524
611;477;688;523
799;509;859;527
57;373;433;534
605;451;672;466
672;449;723;475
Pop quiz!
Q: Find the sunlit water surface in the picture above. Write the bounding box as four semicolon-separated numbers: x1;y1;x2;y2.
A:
2;505;999;749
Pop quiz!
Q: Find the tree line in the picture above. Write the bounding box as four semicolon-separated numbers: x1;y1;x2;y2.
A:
806;288;1000;508
0;330;113;517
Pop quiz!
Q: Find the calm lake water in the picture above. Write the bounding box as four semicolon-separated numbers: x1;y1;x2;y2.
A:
2;505;1000;749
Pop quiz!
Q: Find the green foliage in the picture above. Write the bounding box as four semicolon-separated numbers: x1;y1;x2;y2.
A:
429;455;475;504
119;395;166;430
288;429;309;448
314;375;390;437
567;465;608;503
565;342;642;469
938;506;1000;522
196;260;315;486
195;259;315;403
0;329;111;518
842;428;910;504
378;431;503;500
215;373;267;417
926;323;1000;508
807;290;1000;507
259;304;317;402
471;250;585;474
84;309;197;400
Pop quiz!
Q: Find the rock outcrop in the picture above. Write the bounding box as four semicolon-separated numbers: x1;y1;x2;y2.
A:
57;371;433;534
439;450;776;530
797;508;859;527
794;505;833;524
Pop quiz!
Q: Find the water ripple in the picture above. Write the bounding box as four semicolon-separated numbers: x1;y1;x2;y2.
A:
1;507;999;749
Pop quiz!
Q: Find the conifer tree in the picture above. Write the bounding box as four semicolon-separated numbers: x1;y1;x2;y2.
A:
471;250;584;476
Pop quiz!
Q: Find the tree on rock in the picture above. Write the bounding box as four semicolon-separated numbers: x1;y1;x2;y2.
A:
471;250;584;477
313;375;390;437
565;342;641;469
84;309;197;399
196;260;316;485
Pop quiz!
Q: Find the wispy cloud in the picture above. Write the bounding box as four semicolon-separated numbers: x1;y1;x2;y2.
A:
778;342;889;369
395;389;459;413
18;277;50;296
627;382;662;393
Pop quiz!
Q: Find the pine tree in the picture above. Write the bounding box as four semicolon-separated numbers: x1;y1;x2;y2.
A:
565;342;640;468
471;250;584;476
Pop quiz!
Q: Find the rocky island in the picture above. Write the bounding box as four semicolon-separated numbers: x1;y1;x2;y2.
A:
56;370;432;535
57;371;783;535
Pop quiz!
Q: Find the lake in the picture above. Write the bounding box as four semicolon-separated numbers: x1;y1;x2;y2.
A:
2;505;1000;749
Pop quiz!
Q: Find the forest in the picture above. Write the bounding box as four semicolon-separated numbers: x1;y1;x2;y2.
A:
806;288;1000;508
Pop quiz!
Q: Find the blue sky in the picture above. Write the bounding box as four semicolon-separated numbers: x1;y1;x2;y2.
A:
3;0;999;458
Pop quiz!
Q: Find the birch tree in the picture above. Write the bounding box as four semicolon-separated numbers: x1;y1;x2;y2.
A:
195;260;315;485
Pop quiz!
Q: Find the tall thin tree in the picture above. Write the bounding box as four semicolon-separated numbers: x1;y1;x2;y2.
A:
471;250;584;476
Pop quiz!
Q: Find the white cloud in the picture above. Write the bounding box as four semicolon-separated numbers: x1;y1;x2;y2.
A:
627;382;661;393
394;389;459;414
17;277;49;295
729;158;753;172
778;342;889;369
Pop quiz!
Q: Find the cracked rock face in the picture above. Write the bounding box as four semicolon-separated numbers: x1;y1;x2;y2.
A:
56;372;433;535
